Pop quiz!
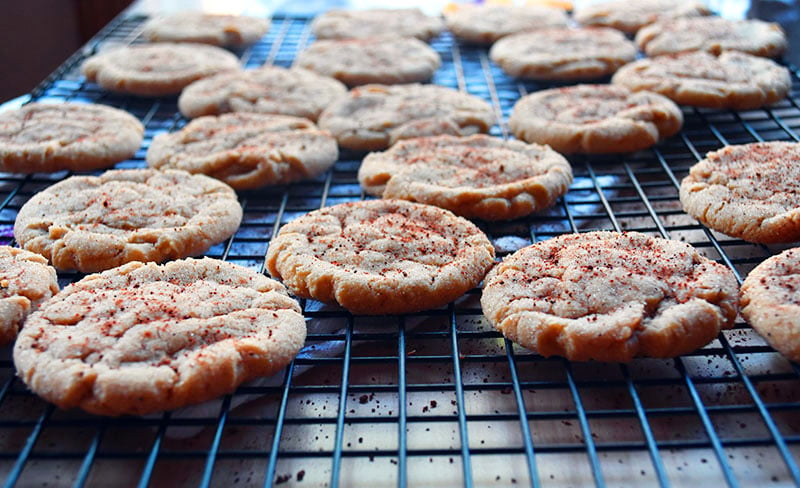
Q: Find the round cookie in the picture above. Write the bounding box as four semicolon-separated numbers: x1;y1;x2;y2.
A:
293;38;441;87
178;66;346;120
358;134;573;220
318;84;495;151
741;248;800;362
612;51;791;110
81;43;240;96
311;8;443;41
147;113;338;190
265;199;496;315
508;84;683;154
679;142;800;244
573;0;712;34
0;102;143;173
635;17;787;58
489;27;636;81
14;168;242;273
142;12;270;46
481;231;739;362
13;257;306;416
0;246;59;345
444;4;569;44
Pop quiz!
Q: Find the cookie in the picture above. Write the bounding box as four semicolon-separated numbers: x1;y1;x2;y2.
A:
489;27;637;81
14;169;242;273
508;84;683;154
311;8;443;41
147;113;338;190
573;0;712;34
635;17;787;58
265;199;495;315
0;102;144;173
481;231;739;362
318;84;495;151
81;43;240;96
358;134;573;220
741;248;800;362
444;4;569;44
178;65;346;120
612;51;791;110
293;38;441;86
679;142;800;243
0;246;59;345
13;257;305;416
142;12;270;46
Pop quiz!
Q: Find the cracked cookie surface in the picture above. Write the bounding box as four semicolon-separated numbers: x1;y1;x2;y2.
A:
0;246;59;344
13;257;305;416
481;231;738;362
680;142;800;243
358;134;572;220
266;199;495;314
612;51;791;110
81;43;240;96
574;0;711;34
445;4;568;44
143;12;270;46
509;84;683;154
0;102;143;173
147;113;338;189
311;8;443;40
14;168;242;273
293;38;441;87
635;17;787;58
489;27;636;81
741;247;800;362
178;66;346;120
318;84;494;151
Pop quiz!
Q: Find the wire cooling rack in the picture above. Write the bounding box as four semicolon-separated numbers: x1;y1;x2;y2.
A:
2;11;800;488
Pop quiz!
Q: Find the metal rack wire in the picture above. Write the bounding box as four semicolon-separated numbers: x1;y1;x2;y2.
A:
1;12;800;488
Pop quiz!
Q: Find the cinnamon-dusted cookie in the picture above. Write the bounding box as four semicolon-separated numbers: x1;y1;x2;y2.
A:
508;84;683;154
574;0;711;34
444;4;569;44
14;169;242;273
741;248;800;362
293;38;441;86
178;66;346;120
612;51;791;110
680;142;800;243
481;231;739;362
489;27;636;81
0;102;143;173
147;113;338;190
81;43;240;96
311;8;443;41
358;135;573;220
143;12;270;46
318;84;495;151
266;199;495;315
635;17;787;58
0;246;58;344
13;257;306;416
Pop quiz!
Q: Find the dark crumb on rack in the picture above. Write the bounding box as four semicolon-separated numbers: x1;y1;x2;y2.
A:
390;459;398;465
641;470;647;476
275;473;291;484
297;470;305;482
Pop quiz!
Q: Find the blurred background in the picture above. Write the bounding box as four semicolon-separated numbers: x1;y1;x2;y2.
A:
0;0;797;103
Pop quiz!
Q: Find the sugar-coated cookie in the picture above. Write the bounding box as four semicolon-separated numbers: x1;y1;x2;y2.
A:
574;0;711;34
266;199;495;315
481;231;739;362
358;134;572;220
13;257;305;416
311;9;443;41
0;246;58;344
0;102;143;173
14;169;242;273
143;12;270;46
